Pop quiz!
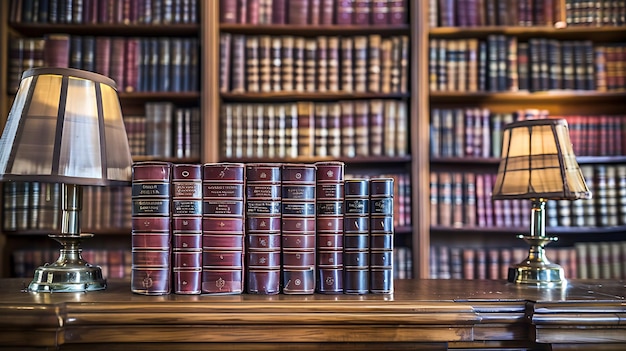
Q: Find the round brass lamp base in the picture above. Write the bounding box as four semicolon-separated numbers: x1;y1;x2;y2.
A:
507;262;566;288
27;234;107;293
28;263;107;293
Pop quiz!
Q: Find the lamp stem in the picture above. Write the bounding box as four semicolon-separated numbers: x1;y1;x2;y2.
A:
527;198;548;263
61;183;82;236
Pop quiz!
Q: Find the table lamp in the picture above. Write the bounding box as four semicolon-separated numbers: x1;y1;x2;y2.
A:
0;67;132;292
492;118;591;287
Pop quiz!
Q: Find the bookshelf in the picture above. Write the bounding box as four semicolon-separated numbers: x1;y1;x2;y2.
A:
0;0;210;278
426;0;626;280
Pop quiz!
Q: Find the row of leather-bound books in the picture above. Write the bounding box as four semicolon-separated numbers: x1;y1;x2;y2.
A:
131;161;395;295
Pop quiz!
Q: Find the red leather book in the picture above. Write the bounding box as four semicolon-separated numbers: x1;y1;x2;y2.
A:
288;0;309;24
309;0;321;24
320;0;334;24
335;0;354;24
315;161;345;293
353;0;371;24
343;178;370;294
371;0;388;25
131;161;172;295
272;0;287;23
171;164;202;295
281;163;317;294
369;177;394;293
388;0;406;24
246;163;282;294
43;33;70;68
95;36;111;78
202;163;245;294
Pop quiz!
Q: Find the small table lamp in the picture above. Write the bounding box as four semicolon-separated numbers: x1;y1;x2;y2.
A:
0;67;132;292
492;118;591;287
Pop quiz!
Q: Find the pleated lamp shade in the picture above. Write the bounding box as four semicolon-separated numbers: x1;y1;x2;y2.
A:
492;118;591;201
0;67;132;185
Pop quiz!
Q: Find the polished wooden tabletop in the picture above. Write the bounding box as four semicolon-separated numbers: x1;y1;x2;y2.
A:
0;278;624;350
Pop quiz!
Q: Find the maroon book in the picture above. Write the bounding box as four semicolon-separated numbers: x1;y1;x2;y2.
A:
171;164;202;295
272;0;287;24
388;0;406;25
371;0;389;25
43;34;70;68
320;0;334;24
353;0;371;25
219;0;238;23
202;163;245;294
315;161;345;294
288;0;310;24
131;161;172;295
335;0;354;24
245;163;282;294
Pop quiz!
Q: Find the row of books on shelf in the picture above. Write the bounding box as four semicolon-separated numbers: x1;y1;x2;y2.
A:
7;35;200;93
219;0;408;26
431;0;626;27
431;110;626;158
10;0;199;25
2;182;131;232
10;246;414;281
219;33;409;94
429;37;625;92
221;100;408;159
432;0;562;27
430;240;626;280
124;102;201;158
430;164;626;229
131;161;396;295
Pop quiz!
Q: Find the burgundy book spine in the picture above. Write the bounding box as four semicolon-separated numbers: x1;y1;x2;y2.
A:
315;161;345;293
220;0;238;23
288;0;310;24
369;177;394;294
246;163;282;294
353;0;371;25
43;34;70;68
95;36;111;78
281;164;317;294
272;0;287;24
320;0;334;24
343;178;370;294
388;0;406;25
171;164;202;295
131;161;172;295
371;0;389;25
202;163;245;294
335;0;354;24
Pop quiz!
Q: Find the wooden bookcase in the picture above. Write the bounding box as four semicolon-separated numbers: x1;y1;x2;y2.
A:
0;0;213;277
425;1;626;280
3;1;621;281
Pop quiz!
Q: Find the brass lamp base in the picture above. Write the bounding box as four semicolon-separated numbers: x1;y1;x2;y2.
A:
28;234;107;293
507;234;566;287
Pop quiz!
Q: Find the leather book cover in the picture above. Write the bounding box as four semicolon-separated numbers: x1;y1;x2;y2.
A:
335;0;354;24
171;164;202;294
245;163;282;294
202;163;245;294
369;177;394;293
343;178;370;294
315;161;345;293
131;161;172;295
281;163;317;294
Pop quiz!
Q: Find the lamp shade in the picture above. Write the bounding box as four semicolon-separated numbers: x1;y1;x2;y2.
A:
492;118;591;200
0;67;132;186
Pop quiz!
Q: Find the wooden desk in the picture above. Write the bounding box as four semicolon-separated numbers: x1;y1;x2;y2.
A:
0;278;624;350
